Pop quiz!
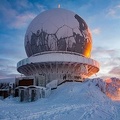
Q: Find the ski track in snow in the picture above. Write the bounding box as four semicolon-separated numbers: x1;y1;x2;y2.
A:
0;81;120;120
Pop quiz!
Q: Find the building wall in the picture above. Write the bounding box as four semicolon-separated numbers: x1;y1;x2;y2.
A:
32;63;87;86
16;79;34;87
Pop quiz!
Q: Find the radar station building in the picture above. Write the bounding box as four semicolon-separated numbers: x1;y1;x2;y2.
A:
17;8;100;88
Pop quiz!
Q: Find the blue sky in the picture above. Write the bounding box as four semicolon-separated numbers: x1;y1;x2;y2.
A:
0;0;120;79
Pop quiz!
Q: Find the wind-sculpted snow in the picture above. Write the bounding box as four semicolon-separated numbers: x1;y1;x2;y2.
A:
0;80;120;120
86;78;106;93
87;77;120;101
105;77;120;100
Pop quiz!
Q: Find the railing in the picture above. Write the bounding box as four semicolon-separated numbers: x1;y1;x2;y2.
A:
17;51;100;69
32;51;86;57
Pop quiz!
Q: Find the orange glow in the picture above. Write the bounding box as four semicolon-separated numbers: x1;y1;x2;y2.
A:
105;79;120;101
83;28;92;58
105;78;112;83
106;92;120;101
84;41;92;58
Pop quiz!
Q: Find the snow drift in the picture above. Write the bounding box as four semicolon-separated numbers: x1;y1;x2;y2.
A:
0;78;120;120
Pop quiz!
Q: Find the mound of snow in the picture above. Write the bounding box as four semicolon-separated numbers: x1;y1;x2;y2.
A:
105;77;120;101
0;80;120;120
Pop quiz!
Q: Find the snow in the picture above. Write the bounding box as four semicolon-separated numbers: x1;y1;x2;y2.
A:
105;77;120;101
0;79;120;120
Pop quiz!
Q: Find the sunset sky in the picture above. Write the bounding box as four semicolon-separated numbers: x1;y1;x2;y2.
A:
0;0;120;79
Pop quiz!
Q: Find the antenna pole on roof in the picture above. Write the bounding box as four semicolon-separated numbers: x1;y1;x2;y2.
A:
58;4;60;8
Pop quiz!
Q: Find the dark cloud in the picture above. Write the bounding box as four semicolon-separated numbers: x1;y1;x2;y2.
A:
0;57;20;79
0;58;15;64
0;68;20;79
0;32;27;61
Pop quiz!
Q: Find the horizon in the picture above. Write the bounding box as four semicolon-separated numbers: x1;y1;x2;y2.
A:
0;0;120;80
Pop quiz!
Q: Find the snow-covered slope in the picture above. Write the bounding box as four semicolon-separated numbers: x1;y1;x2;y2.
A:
0;80;120;120
105;77;120;100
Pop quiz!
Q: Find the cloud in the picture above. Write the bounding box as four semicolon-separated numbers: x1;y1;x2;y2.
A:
92;47;119;58
0;41;25;79
0;70;20;80
91;28;100;35
0;64;20;79
106;4;120;19
107;9;116;16
0;58;16;71
0;58;13;64
0;0;46;29
116;4;120;8
0;57;21;79
92;47;120;67
15;0;33;9
0;32;26;61
10;12;36;29
92;47;120;78
109;66;120;77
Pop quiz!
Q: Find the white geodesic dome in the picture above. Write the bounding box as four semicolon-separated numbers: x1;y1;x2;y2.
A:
24;8;92;57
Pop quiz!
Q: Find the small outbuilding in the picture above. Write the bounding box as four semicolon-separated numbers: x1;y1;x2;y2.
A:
0;89;9;99
15;86;28;102
15;85;51;102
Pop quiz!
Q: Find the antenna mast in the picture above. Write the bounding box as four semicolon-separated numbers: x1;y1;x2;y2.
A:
58;4;61;8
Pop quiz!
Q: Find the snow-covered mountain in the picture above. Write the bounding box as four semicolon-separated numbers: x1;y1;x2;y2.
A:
0;78;120;120
105;77;120;101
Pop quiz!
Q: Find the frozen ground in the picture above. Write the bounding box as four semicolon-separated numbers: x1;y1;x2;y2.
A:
0;80;120;120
